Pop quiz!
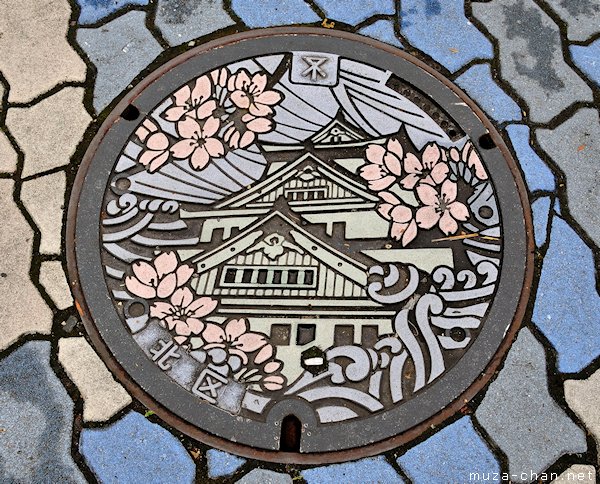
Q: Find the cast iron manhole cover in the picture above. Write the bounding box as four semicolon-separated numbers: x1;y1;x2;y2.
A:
68;28;533;463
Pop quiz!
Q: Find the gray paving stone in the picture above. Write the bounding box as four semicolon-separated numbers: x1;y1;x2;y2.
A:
472;0;593;124
552;464;596;483
155;0;235;46
236;469;293;484
541;0;600;42
536;108;600;247
76;11;163;112
476;328;587;483
0;180;53;352
20;171;66;255
39;261;73;310
0;341;86;482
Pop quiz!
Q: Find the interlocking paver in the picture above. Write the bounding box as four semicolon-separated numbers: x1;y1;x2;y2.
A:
0;0;86;104
75;0;150;25
0;180;53;351
541;0;600;42
564;370;600;461
397;417;500;484
570;40;600;86
155;0;235;46
6;87;91;177
455;63;522;123
230;0;320;28
536;109;600;247
58;337;131;422
207;449;246;479
531;196;552;248
80;411;196;482
400;0;493;72
472;0;593;124
476;328;587;483
39;261;73;310
0;341;86;482
314;0;395;25
20;171;66;256
303;457;401;484
77;11;162;112
358;19;403;48
236;469;293;484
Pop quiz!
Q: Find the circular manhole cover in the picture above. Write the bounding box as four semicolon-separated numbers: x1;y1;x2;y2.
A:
68;28;533;463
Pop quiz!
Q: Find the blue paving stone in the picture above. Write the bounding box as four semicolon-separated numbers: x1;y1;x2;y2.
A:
505;124;555;193
531;196;552;248
0;341;85;482
76;11;162;112
570;40;600;86
397;417;500;484
80;411;196;483
400;0;493;72
455;64;522;123
532;215;600;373
358;19;403;48
230;0;320;28
76;0;149;25
207;449;246;478
302;456;402;484
314;0;395;25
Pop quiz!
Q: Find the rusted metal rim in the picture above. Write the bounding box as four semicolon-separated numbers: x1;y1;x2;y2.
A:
66;26;534;464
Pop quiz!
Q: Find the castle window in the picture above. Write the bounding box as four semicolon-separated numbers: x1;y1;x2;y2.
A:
224;268;237;283
284;188;327;202
219;266;318;289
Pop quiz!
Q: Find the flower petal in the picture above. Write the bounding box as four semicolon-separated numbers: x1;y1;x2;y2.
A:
175;265;194;286
148;151;170;173
246;116;272;133
365;144;385;165
422;143;441;168
154;252;178;278
125;277;156;299
201;116;221;138
359;163;384;181
263;360;282;374
263;375;285;391
255;90;282;106
416;184;439;206
225;318;247;341
234;69;251;90
439;211;459;235
387;138;404;159
254;344;273;365
174;320;192;336
251;72;267;93
379;191;401;205
177;116;202;139
248;102;273;117
190;146;210;170
390;205;412;224
196;100;216;120
239;130;255;148
430;162;449;185
132;261;158;286
163;106;188;122
368;176;395;191
191;75;212;105
171;287;194;308
384;152;402;176
416;205;440;229
157;273;177;298
146;132;169;151
230;90;250;109
390;221;409;241
403;152;422;174
174;335;188;345
235;333;266;353
203;323;226;344
402;219;418;247
449;201;469;221
440;179;457;203
150;302;173;319
204;137;225;157
400;173;420;190
186;318;204;335
187;297;218;317
170;139;197;159
377;203;394;220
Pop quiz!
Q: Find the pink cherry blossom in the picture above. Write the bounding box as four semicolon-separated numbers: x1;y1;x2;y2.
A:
415;180;469;236
202;318;268;364
125;252;194;299
135;119;171;173
150;288;217;344
223;113;273;149
377;191;418;246
261;374;286;391
171;116;225;170
360;139;404;191
228;69;283;117
163;75;216;122
450;141;488;181
400;142;449;189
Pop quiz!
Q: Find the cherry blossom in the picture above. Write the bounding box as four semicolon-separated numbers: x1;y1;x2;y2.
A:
125;252;194;299
377;191;418;246
415;180;469;236
135;119;171;173
450;141;488;181
359;139;404;191
400;142;449;189
171;116;225;170
163;75;216;122
202;318;268;364
228;69;282;117
150;288;217;344
223;113;273;150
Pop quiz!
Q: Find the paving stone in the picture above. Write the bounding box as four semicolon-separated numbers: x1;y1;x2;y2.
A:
552;465;596;483
358;19;403;48
236;469;293;484
58;337;131;422
476;328;587;482
0;0;87;104
0;341;86;482
80;411;196;482
0;130;18;174
505;124;555;193
77;11;162;112
76;0;150;25
314;0;395;25
39;261;73;310
20;171;66;255
0;180;53;351
207;449;246;478
564;369;600;460
6;87;91;178
302;456;401;483
400;0;493;73
230;0;320;28
397;417;499;484
472;0;593;124
570;40;600;86
531;196;552;248
455;63;522;123
532;215;600;373
542;0;600;42
536;109;600;247
155;0;235;46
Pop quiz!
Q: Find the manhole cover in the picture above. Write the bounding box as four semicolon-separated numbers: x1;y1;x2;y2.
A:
68;28;533;463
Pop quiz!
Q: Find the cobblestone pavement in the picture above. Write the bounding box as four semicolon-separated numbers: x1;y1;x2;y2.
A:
0;1;598;483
